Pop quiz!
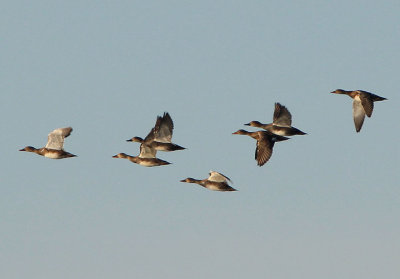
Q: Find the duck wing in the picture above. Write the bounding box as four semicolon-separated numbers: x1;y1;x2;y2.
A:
138;143;157;158
273;103;292;127
154;112;174;143
45;127;73;150
143;127;156;143
353;97;366;132
357;91;374;118
208;171;231;183
255;133;274;166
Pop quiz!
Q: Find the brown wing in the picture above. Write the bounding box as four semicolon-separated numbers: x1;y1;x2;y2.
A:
143;127;156;142
255;133;274;166
358;92;374;117
154;112;174;143
273;103;292;127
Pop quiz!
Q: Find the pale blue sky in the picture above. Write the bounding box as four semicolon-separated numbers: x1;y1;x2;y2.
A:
1;1;399;278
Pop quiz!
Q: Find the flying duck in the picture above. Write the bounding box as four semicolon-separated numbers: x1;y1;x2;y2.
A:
19;127;77;159
180;171;237;191
245;103;306;136
330;89;387;132
112;141;170;167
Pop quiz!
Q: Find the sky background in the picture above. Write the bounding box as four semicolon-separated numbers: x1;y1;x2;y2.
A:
1;1;399;278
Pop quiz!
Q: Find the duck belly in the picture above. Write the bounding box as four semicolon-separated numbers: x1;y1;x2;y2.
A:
44;152;62;159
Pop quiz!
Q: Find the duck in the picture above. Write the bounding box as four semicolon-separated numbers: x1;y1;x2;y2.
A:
245;103;306;136
331;89;387;132
112;142;170;167
19;127;77;159
180;171;237;191
232;129;289;166
126;112;185;151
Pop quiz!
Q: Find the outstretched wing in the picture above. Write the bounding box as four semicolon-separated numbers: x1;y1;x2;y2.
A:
138;143;157;158
45;127;73;150
255;133;274;166
358;91;374;118
273;103;292;127
353;98;366;132
208;171;231;183
143;127;156;142
154;112;174;143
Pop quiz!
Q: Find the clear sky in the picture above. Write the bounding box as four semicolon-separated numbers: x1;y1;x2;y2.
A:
1;1;399;278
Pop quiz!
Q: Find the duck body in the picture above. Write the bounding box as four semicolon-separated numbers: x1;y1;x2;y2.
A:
331;89;387;132
19;127;77;159
112;152;170;167
245;103;306;136
245;121;306;136
19;146;77;159
127;137;185;151
180;171;236;192
233;129;289;166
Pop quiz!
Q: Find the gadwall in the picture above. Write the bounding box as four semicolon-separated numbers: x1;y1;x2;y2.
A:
180;171;237;191
19;127;77;159
331;89;387;132
245;103;306;136
112;142;170;167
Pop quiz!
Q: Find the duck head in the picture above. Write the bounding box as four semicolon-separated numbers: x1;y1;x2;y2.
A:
244;121;262;127
232;129;249;135
180;178;197;183
19;146;37;152
331;89;346;94
112;153;129;159
126;137;143;143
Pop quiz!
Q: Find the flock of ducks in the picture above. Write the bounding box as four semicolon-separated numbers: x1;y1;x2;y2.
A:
20;89;387;191
113;112;185;167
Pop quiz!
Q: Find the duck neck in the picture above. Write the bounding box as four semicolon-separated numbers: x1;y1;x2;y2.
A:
35;147;46;156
